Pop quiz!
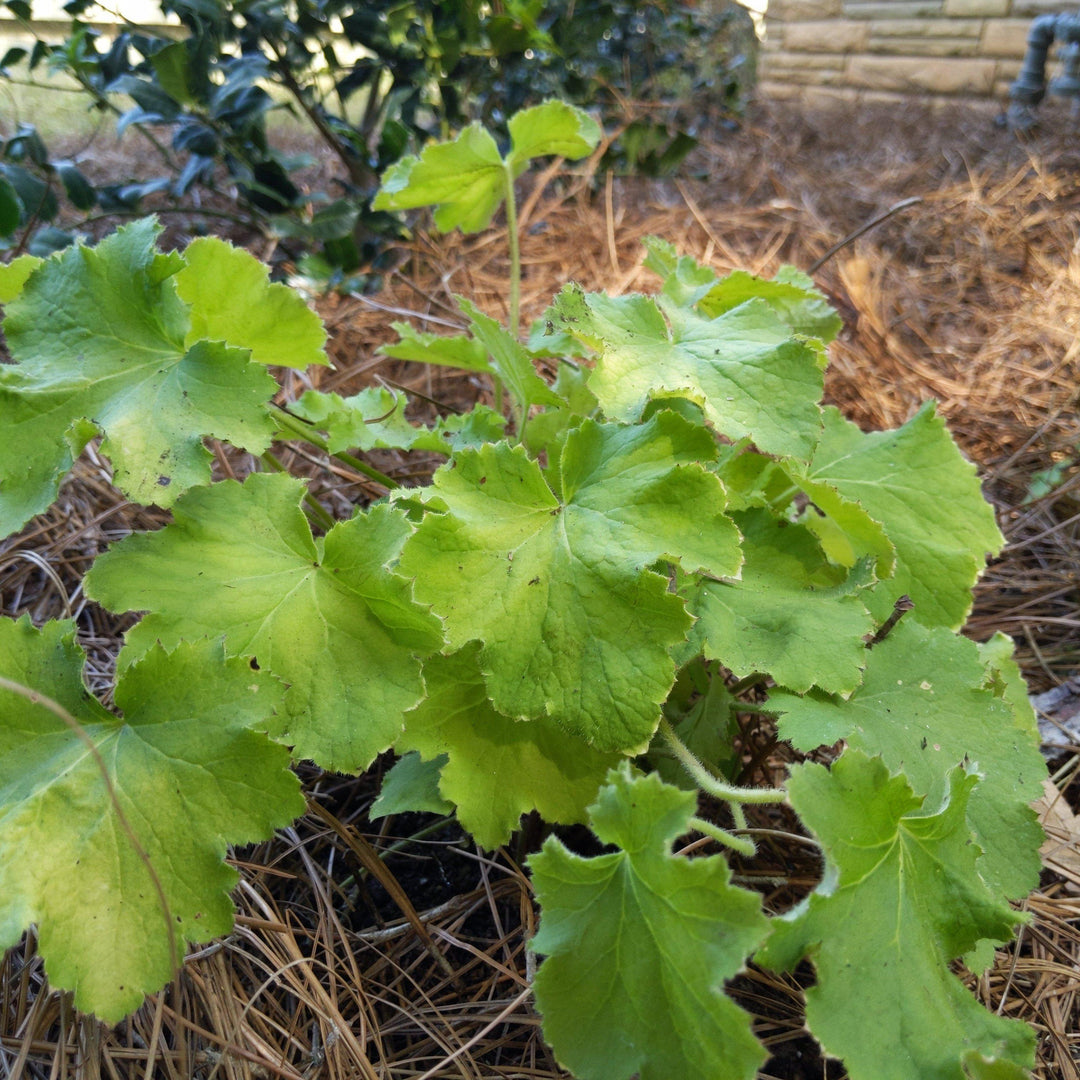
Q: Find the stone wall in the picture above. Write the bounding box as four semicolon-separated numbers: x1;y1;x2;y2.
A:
761;0;1079;100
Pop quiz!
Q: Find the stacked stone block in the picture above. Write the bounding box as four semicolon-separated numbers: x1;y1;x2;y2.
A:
762;0;1078;100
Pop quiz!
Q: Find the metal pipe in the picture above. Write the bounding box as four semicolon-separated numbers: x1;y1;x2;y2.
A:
1008;12;1080;129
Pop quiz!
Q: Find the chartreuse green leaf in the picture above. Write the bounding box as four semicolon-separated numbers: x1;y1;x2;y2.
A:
505;99;601;170
643;236;842;342
374;124;504;232
769;619;1045;898
792;404;1003;627
697;266;841;345
686;508;875;695
758;751;1035;1080
396;647;619;849
522;360;600;456
175;236;327;368
377;321;492;372
641;235;717;307
529;763;768;1080
0;220;279;536
651;659;739;789
373;100;598;233
0;254;41;303
979;632;1037;728
371;752;453;818
457;297;564;418
292;387;505;455
554;285;823;460
0;617;303;1022
85;473;444;773
399;412;741;752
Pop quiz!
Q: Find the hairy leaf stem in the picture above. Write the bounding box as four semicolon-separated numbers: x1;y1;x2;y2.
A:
504;163;522;343
659;717;786;806
688;815;756;857
269;404;399;490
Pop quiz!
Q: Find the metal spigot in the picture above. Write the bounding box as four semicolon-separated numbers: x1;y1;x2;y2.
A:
1008;11;1080;129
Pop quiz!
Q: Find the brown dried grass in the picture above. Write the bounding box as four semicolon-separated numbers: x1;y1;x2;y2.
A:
2;95;1080;1078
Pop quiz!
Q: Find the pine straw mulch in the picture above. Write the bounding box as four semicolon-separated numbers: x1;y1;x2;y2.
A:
2;95;1080;1078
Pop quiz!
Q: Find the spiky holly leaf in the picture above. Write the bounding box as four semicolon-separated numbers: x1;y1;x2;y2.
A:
0;174;19;237
292;387;505;455
758;751;1035;1080
397;647;619;849
791;404;1003;627
643;237;841;342
175;236;327;369
399;413;741;751
0;220;279;536
769;619;1045;898
0;617;303;1022
373;100;598;233
85;473;444;773
686;509;874;695
529;763;767;1080
554;285;823;460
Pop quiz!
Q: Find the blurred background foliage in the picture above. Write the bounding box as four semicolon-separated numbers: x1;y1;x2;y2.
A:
0;0;757;280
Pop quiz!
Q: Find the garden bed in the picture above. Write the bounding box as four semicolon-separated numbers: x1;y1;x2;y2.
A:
2;95;1079;1078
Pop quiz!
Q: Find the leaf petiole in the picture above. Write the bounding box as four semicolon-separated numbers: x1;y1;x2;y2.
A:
660;717;787;806
268;404;400;490
688;814;756;857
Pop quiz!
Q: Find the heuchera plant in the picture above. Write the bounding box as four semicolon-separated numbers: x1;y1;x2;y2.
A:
0;101;1046;1080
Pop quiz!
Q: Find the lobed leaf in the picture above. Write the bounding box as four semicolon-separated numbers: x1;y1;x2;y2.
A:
759;750;1036;1080
377;321;492;372
685;508;875;695
292;387;505;456
505;99;601;170
458;296;564;416
769;619;1046;898
371;752;453;819
373;124;505;232
396;647;619;849
0;220;279;536
86;472;444;773
175;236;327;369
399;412;741;751
554;285;824;460
529;763;768;1080
373;101;598;234
0;254;41;303
0;618;303;1022
643;236;842;342
793;403;1003;627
